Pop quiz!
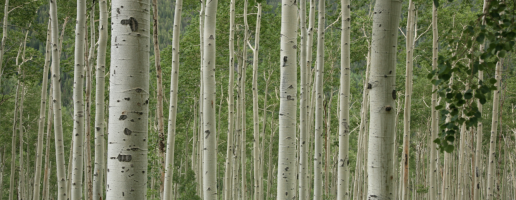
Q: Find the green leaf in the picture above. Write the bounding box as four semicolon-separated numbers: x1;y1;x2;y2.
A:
435;105;444;110
444;145;454;153
433;0;439;7
489;78;497;84
464;92;473;99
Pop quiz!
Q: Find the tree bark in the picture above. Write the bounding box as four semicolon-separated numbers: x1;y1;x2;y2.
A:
366;0;402;199
429;2;439;200
250;4;262;200
0;0;9;89
201;0;218;199
163;0;183;198
298;0;308;198
106;0;150;198
32;20;51;200
93;0;107;199
276;0;298;199
70;0;86;198
223;0;236;199
9;47;21;200
486;60;502;200
313;0;325;198
42;83;53;200
337;0;351;198
402;1;415;199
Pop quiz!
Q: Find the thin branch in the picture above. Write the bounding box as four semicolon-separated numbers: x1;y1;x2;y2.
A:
325;11;342;31
399;27;407;38
415;23;432;42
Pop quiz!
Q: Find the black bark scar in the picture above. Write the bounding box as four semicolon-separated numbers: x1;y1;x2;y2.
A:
121;17;138;32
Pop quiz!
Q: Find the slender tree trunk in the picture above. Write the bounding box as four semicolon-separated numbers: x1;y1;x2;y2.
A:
313;0;325;198
198;1;205;195
276;0;298;198
306;2;316;197
366;0;402;199
33;20;51;200
201;0;218;199
486;60;502;200
93;0;107;199
0;0;9;88
298;0;308;198
84;6;96;200
250;4;262;200
42;83;53;200
9;52;20;200
151;1;166;197
163;0;183;198
224;1;236;199
241;1;249;198
337;0;351;198
106;0;150;198
402;1;415;199
429;2;439;200
70;0;86;198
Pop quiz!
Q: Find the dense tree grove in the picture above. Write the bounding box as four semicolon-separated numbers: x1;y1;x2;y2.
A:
1;0;516;199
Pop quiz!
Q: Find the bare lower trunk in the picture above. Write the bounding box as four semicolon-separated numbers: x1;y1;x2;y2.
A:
429;2;439;200
298;0;308;198
486;60;502;200
201;0;218;199
313;0;325;198
223;1;235;199
33;21;51;200
42;84;53;200
276;0;298;198
337;0;351;198
250;4;262;200
163;0;183;198
366;0;402;199
106;0;150;198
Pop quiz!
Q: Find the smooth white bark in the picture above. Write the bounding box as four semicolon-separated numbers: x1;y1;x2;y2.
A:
276;0;298;199
106;0;150;198
313;0;325;198
163;0;183;198
223;1;235;199
298;0;308;198
402;2;415;199
33;21;51;200
93;0;107;199
429;3;439;200
202;0;218;199
250;4;262;200
366;0;402;199
0;0;9;88
49;0;67;198
486;61;502;200
337;0;351;198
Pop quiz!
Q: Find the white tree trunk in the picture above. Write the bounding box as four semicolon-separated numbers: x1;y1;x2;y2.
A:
0;0;9;88
32;20;51;200
42;83;53;200
298;0;309;198
49;0;68;197
93;0;108;199
71;0;86;198
223;1;236;199
84;7;96;200
9;53;21;200
198;1;205;195
276;0;298;199
241;1;249;198
337;0;351;198
401;1;415;200
106;0;150;198
163;0;183;198
313;0;325;198
486;60;502;200
250;4;262;200
202;0;218;199
429;2;439;200
366;0;402;199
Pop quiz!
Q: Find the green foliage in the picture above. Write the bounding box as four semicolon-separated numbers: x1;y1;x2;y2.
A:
429;1;515;152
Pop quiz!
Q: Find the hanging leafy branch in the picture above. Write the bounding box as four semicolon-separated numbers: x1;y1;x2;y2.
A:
429;0;516;152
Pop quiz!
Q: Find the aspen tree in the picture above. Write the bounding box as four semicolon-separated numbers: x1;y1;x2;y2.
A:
163;0;183;198
49;0;68;195
474;2;488;200
0;0;8;87
298;0;309;198
337;0;351;198
33;21;51;200
241;1;249;198
313;0;325;198
70;0;86;198
84;6;96;199
250;3;262;200
93;0;108;199
429;2;439;199
366;0;402;199
201;0;218;199
18;29;30;200
276;0;298;198
260;70;273;200
486;60;502;200
9;46;21;200
151;1;166;194
402;1;415;199
106;0;150;198
223;1;236;199
198;1;205;195
42;84;53;200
